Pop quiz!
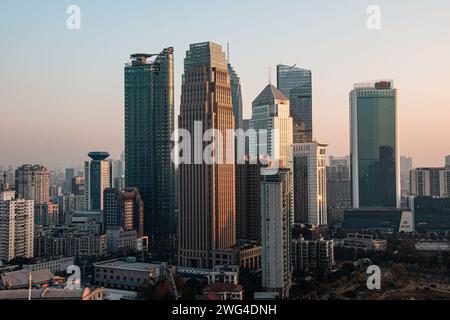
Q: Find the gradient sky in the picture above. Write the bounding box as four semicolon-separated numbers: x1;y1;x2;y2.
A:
1;0;449;169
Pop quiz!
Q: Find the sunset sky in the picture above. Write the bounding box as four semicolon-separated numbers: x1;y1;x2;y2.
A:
1;0;449;168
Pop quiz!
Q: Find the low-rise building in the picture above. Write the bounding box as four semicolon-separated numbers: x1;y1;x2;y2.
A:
23;257;75;274
341;233;387;252
93;258;164;291
0;287;103;300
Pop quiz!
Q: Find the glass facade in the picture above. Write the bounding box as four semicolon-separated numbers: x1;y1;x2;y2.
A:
351;81;399;208
277;65;313;143
124;48;175;242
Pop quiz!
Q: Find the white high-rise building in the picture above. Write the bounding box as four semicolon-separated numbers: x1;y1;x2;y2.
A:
250;84;293;168
261;168;293;299
84;152;111;211
0;191;34;261
410;167;450;198
293;142;328;225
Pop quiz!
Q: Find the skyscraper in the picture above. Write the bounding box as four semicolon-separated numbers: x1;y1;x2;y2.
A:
261;168;293;299
228;62;243;131
350;80;400;208
178;42;236;268
124;48;175;242
84;152;112;211
446;155;450;169
277;64;313;143
250;84;293;167
0;190;34;261
293;142;328;225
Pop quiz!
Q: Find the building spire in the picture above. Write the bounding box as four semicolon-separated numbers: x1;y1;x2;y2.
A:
268;66;272;85
227;42;230;62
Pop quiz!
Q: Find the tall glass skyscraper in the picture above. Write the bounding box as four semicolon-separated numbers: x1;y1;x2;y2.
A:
350;80;400;209
178;42;236;268
124;48;175;243
277;64;313;143
228;63;243;131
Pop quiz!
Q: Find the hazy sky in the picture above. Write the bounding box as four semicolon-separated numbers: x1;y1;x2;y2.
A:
1;0;449;169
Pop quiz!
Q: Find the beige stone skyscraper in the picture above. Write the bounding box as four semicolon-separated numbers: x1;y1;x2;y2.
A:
178;42;236;268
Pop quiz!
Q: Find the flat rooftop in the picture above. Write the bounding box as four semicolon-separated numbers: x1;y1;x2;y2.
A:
93;260;161;272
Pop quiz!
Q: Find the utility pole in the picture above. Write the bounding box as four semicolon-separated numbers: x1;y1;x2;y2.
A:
28;271;32;301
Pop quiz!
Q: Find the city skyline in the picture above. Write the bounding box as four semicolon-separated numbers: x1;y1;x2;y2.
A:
1;0;450;168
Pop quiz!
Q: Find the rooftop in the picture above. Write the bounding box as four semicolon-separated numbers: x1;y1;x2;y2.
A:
253;84;289;104
93;259;161;272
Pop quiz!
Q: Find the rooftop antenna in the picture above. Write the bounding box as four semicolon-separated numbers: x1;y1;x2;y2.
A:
268;66;272;85
227;42;230;62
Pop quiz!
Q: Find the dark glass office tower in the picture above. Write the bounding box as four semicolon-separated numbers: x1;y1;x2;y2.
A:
350;80;400;209
124;48;175;243
277;64;313;143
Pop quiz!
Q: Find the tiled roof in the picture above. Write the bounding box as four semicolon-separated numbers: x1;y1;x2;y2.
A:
253;84;289;104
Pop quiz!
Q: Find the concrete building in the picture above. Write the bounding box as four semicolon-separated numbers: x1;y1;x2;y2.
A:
34;226;107;259
250;84;293;168
106;227;137;255
93;258;164;291
261;168;293;299
410;167;450;198
293;238;334;274
340;233;388;252
350;81;400;209
0;191;34;261
84;152;112;211
15;164;50;224
293;142;328;225
178;42;236;268
327;156;351;224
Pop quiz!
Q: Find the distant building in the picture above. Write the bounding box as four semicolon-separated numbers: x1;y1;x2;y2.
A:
84;152;112;211
15;164;50;224
340;233;388;252
34;226;107;259
261;168;293;299
327;156;351;224
400;156;413;196
293;238;334;274
0;191;34;261
277;64;313;143
350;81;400;209
410;167;450;198
293;142;328;225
